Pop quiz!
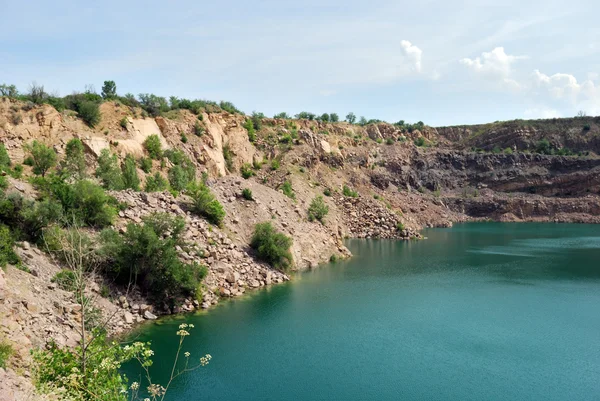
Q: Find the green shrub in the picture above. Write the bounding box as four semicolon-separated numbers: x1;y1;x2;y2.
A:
396;222;405;231
329;254;338;263
180;133;188;143
78;101;101;127
535;138;552;154
51;269;77;291
0;225;20;268
222;143;234;172
145;172;169;192
139;157;153;173
168;165;191;192
280;180;295;200
189;183;226;226
121;154;140;191
100;213;206;304
242;188;253;200
342;185;358;197
101;80;117;99
250;222;293;270
308;196;329;223
194;122;205;136
253;159;263;170
0;339;13;368
240;163;254;179
119;117;128;129
323;188;332;196
60;138;86;180
270;159;280;170
583;124;591;131
19;198;63;241
10;164;23;179
95;149;124;190
0;175;7;190
0;143;11;168
386;138;394;145
143;134;163;159
503;147;514;154
414;137;426;147
24;140;57;177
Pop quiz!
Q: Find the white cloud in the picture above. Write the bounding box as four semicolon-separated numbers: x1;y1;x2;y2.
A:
524;107;561;118
460;47;526;79
400;40;423;73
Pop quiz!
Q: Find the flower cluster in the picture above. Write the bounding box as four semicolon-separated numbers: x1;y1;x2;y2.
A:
176;323;195;337
200;354;212;367
147;383;166;397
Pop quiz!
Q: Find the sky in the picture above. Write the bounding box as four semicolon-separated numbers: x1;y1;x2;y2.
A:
1;0;599;126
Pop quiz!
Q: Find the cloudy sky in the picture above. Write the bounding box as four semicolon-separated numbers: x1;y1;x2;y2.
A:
1;0;599;125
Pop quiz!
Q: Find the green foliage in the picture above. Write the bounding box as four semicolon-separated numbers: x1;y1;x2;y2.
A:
323;188;332;196
145;172;169;192
330;113;339;122
0;175;7;191
396;222;405;231
144;134;163;160
222;143;234;172
243;119;256;142
240;163;254;179
414;137;426;147
121;154;140;190
78;100;101;127
167;164;193;192
138;93;169;117
583;124;591;131
219;101;242;114
0;339;13;368
535;138;552;154
194;121;205;136
189;183;226;226
358;116;368;126
250;222;293;270
119;117;128;129
251;111;264;131
242;188;253;200
329;254;338;263
308;196;329;223
51;269;77;291
96;149;124;190
24;140;57;177
0;84;18;98
139;157;153;173
346;112;356;124
101;80;117;99
270;159;280;170
0;143;10;168
273;112;291;119
100;213;206;303
342;185;358;198
280;180;295;200
180;133;188;143
296;111;316;120
386;137;394;145
60;138;86;180
0;225;20;267
504;147;514;154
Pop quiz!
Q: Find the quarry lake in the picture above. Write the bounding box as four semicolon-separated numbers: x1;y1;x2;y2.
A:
125;223;600;401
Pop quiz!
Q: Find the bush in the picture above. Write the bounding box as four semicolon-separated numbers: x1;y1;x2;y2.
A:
145;172;169;192
189;183;226;226
0;175;7;190
503;147;514;154
95;149;124;190
60;138;86;180
51;269;77;291
323;188;332;196
242;188;253;200
119;117;128;129
143;134;163;159
240;163;254;179
243;119;256;142
78;101;101;127
386;138;394;145
100;213;206;304
0;143;10;168
280;180;295;200
0;338;13;368
0;225;20;267
168;165;189;192
271;159;280;170
396;222;405;231
250;222;293;270
139;157;152;173
24;140;57;177
342;185;358;197
194;121;205;136
180;133;188;143
101;80;117;99
414;137;426;147
222;143;234;172
308;196;329;223
121;154;140;191
535;138;552;154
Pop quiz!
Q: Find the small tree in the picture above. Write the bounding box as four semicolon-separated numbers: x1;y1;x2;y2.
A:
143;134;163;160
28;82;47;104
78;101;101;127
95;149;124;190
189;184;226;226
308;196;329;223
60;138;87;180
330;113;339;122
0;84;18;98
24;140;57;177
250;222;293;270
145;172;169;192
101;80;117;99
346;112;356;124
121;154;140;191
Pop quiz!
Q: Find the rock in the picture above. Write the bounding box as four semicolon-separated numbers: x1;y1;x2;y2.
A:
21;241;30;250
143;311;157;320
124;312;134;324
226;271;240;284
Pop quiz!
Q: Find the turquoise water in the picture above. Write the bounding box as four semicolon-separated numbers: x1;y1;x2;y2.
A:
125;223;600;400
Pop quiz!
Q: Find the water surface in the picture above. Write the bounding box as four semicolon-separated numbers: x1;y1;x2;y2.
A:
125;223;600;401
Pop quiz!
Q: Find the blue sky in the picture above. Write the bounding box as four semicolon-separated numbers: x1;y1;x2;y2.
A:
1;0;599;126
